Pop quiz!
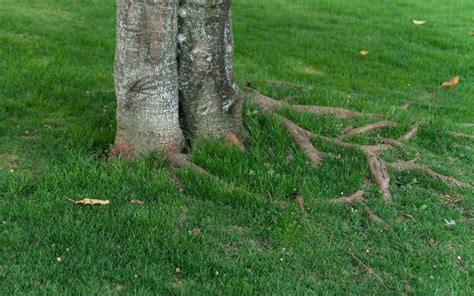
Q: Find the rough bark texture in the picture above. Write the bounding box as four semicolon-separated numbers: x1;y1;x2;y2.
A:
114;0;185;156
178;0;245;140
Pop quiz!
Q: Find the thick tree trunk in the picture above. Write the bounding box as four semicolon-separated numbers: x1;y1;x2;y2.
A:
177;0;245;140
114;0;244;157
113;0;185;156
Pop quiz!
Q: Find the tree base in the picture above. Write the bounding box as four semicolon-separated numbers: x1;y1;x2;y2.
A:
112;82;472;225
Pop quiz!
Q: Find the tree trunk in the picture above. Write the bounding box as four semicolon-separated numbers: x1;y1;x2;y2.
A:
177;0;245;140
113;0;185;157
113;0;244;157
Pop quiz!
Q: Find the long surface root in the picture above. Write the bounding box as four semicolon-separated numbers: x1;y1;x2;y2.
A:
340;121;397;139
390;159;471;188
277;115;324;165
364;148;392;203
245;88;378;118
330;190;365;203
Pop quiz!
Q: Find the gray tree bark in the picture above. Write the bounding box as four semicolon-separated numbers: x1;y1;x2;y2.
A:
178;0;245;140
113;0;244;157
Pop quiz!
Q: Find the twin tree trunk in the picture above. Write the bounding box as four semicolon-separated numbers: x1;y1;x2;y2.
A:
113;0;245;157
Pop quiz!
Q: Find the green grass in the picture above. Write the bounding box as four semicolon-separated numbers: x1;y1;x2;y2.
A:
1;0;473;294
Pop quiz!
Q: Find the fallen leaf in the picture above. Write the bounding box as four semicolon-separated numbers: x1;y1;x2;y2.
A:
75;198;110;205
412;19;426;25
444;219;456;226
441;76;460;88
428;238;434;247
130;199;144;204
359;50;369;56
191;227;201;234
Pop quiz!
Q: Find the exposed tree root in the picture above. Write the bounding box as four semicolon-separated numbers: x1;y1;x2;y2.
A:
246;89;403;203
276;115;324;165
163;88;470;226
167;151;213;178
363;205;388;226
449;131;474;141
398;124;419;141
244;88;379;118
166;150;270;203
390;159;471;188
370;138;407;151
245;79;303;90
339;121;397;139
294;195;306;214
398;102;410;110
364;148;392;203
169;168;185;191
330;190;365;203
227;131;246;151
348;251;389;289
329;190;388;225
291;104;372;119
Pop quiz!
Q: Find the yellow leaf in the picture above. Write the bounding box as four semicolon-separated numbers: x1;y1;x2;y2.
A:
130;199;144;204
359;50;369;56
470;32;474;36
412;19;426;25
441;76;460;88
74;198;110;205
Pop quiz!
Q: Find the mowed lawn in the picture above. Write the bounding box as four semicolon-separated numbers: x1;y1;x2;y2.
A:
1;0;473;294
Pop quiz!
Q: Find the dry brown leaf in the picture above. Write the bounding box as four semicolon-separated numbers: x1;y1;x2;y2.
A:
412;19;426;25
428;238;434;247
294;195;306;214
74;198;110;205
192;227;201;234
130;199;144;204
359;50;369;56
442;76;460;88
443;194;461;205
227;131;245;151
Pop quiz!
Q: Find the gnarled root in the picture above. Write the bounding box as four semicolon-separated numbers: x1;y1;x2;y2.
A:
167;149;269;203
245;88;379;118
363;205;388;226
227;131;246;151
276;115;324;165
329;190;388;225
390;159;471;188
291;105;371;118
449;131;474;141
398;124;419;141
249;90;324;166
339;121;397;139
167;151;213;178
330;190;365;203
364;148;392;203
